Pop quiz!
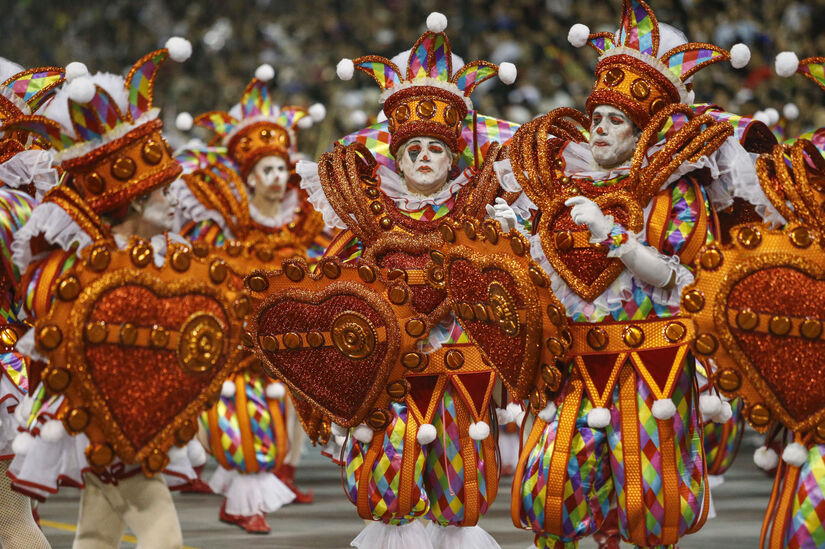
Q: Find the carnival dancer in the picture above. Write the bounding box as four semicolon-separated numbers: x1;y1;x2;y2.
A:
170;68;328;533
497;2;754;546
295;12;520;549
5;39;198;549
696;50;825;549
0;57;65;549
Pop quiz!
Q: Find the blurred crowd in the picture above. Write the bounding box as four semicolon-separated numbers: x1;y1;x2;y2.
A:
3;0;825;154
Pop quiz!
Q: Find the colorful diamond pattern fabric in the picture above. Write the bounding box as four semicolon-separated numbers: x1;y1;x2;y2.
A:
666;48;726;81
355;60;402;91
127;50;165;121
785;443;825;548
423;386;465;525
526;362;704;547
799;60;825;92
453;64;497;95
619;0;656;56
7;69;63;112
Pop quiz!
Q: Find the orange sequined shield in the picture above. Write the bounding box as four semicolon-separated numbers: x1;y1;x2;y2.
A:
434;218;571;402
34;238;246;475
685;224;825;436
247;257;426;429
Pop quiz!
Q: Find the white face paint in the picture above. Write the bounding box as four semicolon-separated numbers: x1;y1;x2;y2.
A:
140;185;176;232
397;137;452;196
589;105;639;170
248;155;289;203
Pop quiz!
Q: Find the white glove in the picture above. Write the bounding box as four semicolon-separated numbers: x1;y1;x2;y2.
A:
565;196;612;242
616;238;676;288
485;197;518;233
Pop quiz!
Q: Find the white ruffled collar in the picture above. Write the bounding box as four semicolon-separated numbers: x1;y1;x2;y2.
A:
249;188;299;228
561;141;632;181
376;164;473;212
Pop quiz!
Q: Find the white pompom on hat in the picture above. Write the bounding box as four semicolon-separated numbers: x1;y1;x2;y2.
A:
426;12;448;33
783;102;800;120
775;51;800;77
68;77;96;104
568;24;591;48
255;63;275;82
165;36;193;63
309;103;327;122
337;59;355;81
65;61;89;83
498;62;517;85
175;112;193;131
729;43;751;69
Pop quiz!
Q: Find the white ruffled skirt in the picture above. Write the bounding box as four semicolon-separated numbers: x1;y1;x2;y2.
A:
208;466;295;516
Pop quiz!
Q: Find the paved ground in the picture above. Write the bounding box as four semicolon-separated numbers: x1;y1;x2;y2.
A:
38;435;773;548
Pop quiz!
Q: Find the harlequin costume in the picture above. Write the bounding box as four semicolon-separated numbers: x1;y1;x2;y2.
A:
290;13;522;548
505;2;756;546
683;52;825;549
0;58;65;549
169;72;329;533
2;38;222;549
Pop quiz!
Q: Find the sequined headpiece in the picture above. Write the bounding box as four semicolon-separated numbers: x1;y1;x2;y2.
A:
1;38;191;214
569;0;749;128
336;12;516;156
193;65;324;181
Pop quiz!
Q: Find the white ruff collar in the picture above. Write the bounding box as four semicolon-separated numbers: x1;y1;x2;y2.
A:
249;188;299;228
376;164;473;211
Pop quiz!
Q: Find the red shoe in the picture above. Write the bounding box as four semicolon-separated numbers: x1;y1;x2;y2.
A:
275;464;314;504
180;465;214;494
243;513;271;534
220;500;252;531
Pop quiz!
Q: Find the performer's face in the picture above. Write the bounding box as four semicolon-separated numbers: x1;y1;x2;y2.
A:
590;105;639;170
140;185;177;232
249;155;289;203
398;137;452;195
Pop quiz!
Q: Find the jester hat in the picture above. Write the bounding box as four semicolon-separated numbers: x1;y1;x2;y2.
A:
0;37;192;214
336;12;517;156
192;64;325;181
568;0;749;128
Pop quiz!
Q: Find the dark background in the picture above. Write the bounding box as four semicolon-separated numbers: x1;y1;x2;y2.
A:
4;0;825;156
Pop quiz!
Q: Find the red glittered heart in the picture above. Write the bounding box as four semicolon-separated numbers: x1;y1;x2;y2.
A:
84;285;228;452
726;267;825;425
257;292;391;422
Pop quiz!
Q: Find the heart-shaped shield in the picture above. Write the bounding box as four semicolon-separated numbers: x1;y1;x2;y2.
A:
246;257;426;429
35;238;246;475
435;218;571;402
537;192;644;302
685;223;825;436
